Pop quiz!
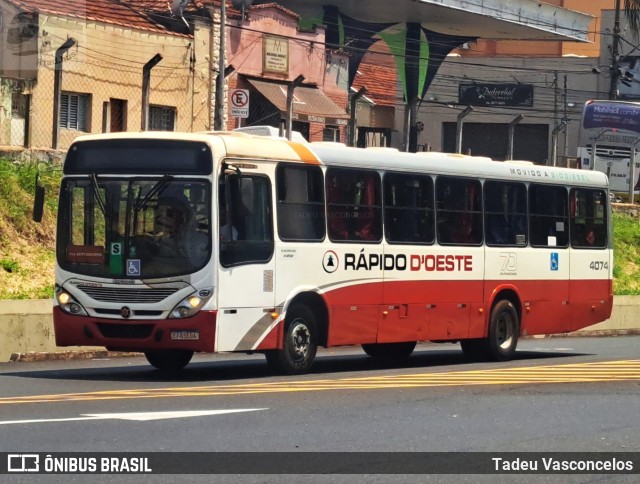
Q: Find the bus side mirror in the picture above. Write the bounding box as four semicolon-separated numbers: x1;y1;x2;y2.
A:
33;173;45;223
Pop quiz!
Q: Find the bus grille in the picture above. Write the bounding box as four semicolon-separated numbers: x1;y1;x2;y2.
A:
586;145;632;159
97;323;154;339
76;285;179;303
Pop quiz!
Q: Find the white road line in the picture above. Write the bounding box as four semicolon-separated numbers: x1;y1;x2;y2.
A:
0;408;267;426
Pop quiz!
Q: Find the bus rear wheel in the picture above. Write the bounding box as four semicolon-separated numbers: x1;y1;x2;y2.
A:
265;304;317;375
144;349;193;372
461;299;519;361
362;341;416;360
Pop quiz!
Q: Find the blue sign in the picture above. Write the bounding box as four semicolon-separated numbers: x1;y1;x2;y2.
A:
550;253;559;271
126;259;141;277
583;101;640;134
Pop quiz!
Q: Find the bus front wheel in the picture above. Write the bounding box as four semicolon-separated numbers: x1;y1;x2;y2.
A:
144;349;193;372
265;304;317;375
461;299;519;361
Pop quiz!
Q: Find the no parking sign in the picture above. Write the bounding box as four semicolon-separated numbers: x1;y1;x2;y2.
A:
230;89;249;118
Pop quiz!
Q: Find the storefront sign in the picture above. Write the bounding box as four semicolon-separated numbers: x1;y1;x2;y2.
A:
263;35;289;74
292;113;348;126
458;83;533;107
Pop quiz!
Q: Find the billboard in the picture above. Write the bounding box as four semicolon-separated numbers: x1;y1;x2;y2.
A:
459;83;533;107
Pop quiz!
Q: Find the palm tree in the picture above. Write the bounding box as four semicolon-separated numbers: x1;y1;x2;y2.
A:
624;0;640;34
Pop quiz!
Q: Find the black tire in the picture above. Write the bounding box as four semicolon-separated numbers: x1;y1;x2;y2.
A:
461;299;519;362
362;341;416;360
144;349;193;372
265;304;317;375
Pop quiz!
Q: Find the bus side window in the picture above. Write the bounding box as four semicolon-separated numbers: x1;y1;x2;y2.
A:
219;174;274;267
484;181;527;246
570;188;607;249
529;184;568;248
327;168;381;243
436;176;482;246
276;164;325;241
384;173;434;244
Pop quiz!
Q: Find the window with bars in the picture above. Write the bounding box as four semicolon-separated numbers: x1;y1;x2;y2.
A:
322;126;340;142
60;92;89;131
149;105;176;131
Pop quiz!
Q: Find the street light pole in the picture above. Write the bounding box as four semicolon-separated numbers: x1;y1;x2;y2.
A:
348;87;367;147
286;75;305;140
456;106;473;154
52;38;77;149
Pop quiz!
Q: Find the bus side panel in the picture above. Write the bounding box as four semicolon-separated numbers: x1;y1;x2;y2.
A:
382;280;482;341
484;248;571;336
274;243;381;347
569;248;614;331
323;283;380;347
382;246;483;342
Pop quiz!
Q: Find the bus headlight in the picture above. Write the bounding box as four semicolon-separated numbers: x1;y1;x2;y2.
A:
55;286;88;316
169;288;213;319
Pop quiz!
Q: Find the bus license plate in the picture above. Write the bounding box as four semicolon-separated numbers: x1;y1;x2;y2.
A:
170;330;200;341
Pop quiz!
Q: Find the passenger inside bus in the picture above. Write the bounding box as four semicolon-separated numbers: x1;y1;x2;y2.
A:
326;170;380;242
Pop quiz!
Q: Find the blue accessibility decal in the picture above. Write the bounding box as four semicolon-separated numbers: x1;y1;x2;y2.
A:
550;252;559;271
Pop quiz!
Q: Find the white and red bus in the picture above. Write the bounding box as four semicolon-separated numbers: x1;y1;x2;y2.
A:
40;131;613;373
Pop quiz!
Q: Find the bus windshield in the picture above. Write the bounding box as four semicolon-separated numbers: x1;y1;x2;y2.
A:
56;178;212;279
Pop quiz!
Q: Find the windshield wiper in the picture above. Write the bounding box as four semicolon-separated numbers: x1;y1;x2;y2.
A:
134;174;173;212
90;174;106;216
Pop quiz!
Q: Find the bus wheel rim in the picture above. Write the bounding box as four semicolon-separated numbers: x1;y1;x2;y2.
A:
290;321;310;359
496;313;514;349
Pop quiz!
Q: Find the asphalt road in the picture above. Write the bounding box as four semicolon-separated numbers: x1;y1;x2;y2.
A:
0;336;639;484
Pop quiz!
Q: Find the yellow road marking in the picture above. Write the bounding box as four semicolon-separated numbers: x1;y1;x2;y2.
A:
0;360;638;406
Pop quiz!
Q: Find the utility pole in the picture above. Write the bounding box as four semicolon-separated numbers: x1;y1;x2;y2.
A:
563;75;569;162
609;0;622;100
553;70;559;127
214;0;226;130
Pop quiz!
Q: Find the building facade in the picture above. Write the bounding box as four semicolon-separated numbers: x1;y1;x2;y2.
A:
224;3;349;142
351;1;624;165
0;0;216;150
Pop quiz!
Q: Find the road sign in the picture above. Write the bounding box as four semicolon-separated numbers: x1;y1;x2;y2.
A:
230;89;249;118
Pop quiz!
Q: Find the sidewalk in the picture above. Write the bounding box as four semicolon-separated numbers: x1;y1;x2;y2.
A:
1;297;639;362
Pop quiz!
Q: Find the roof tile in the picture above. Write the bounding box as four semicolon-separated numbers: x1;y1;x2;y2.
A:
353;62;398;106
4;0;196;35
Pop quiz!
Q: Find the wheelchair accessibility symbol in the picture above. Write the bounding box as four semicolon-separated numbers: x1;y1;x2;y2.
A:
550;252;559;271
127;259;141;276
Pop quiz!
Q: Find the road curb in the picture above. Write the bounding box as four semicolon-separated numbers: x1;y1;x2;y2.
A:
10;350;142;363
541;329;640;338
7;329;640;363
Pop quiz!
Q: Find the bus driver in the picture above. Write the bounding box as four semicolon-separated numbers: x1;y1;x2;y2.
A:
154;193;208;267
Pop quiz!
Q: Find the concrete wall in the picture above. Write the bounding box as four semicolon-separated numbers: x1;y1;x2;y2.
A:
1;297;638;362
0;299;101;362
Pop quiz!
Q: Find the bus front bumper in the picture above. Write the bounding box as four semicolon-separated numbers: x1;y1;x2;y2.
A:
53;307;217;353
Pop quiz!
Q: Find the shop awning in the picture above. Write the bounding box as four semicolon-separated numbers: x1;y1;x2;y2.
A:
247;78;349;126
